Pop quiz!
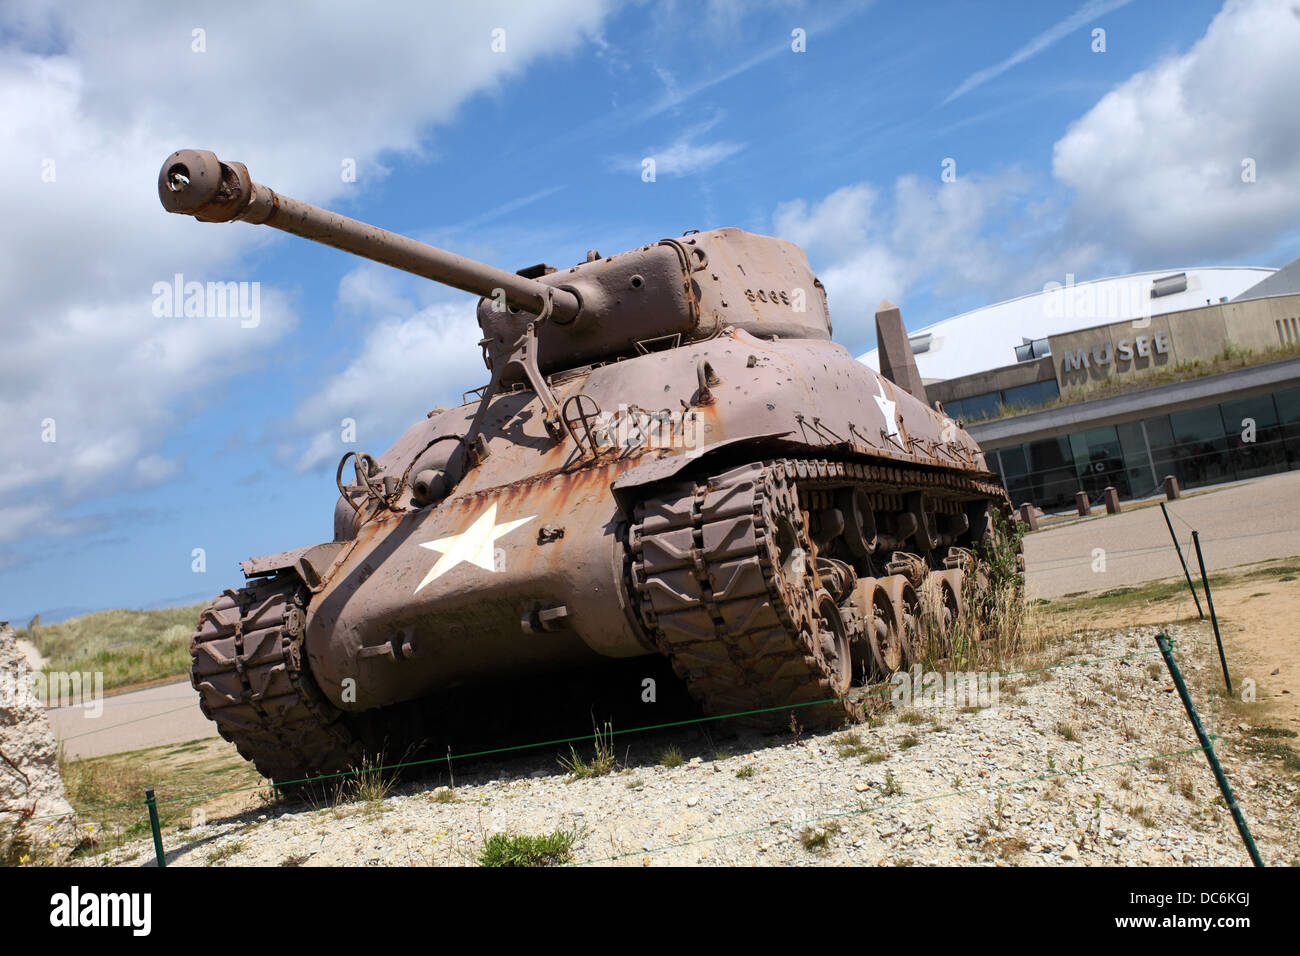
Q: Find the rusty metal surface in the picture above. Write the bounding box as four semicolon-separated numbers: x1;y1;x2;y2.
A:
162;149;1019;784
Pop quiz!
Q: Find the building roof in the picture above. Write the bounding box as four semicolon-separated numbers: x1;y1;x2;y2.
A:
858;266;1275;383
1232;254;1300;301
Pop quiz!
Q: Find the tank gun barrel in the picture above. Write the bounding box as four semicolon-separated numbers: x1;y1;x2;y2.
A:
157;149;580;321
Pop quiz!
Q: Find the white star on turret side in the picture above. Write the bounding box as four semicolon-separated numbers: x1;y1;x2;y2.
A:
414;503;535;593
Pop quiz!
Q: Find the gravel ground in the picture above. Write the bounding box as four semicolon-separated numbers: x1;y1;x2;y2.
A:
89;622;1299;867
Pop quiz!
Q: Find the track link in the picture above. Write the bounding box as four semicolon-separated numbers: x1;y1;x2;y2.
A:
629;458;1010;731
190;575;362;784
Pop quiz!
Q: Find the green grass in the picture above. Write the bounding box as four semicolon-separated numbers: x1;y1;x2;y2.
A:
18;604;205;693
59;737;266;860
557;721;618;779
656;745;685;768
735;765;756;779
881;769;904;796
335;756;397;806
1054;720;1079;742
832;731;887;763
1046;558;1300;619
799;826;831;852
205;841;245;866
478;829;580;867
1240;729;1300;773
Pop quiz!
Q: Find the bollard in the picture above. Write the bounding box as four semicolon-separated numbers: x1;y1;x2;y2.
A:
1103;486;1121;514
145;788;166;867
1017;502;1038;531
1163;474;1180;500
1074;491;1091;516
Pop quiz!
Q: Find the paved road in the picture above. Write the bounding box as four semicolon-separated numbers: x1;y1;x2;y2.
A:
48;679;215;760
1023;470;1300;599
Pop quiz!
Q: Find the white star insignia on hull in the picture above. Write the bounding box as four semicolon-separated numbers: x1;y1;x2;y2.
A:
874;378;901;439
414;503;536;593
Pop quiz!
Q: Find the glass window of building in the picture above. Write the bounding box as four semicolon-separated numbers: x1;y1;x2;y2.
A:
1025;436;1076;510
959;391;1003;422
1002;381;1049;412
1169;405;1231;488
1115;421;1157;496
1219;394;1285;479
1069;426;1127;499
1273;387;1300;463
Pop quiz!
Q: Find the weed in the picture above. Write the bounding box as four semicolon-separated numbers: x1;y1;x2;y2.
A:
205;841;244;866
881;769;903;796
558;721;618;779
478;829;580;867
656;745;685;768
799;826;832;852
335;756;396;806
834;732;884;761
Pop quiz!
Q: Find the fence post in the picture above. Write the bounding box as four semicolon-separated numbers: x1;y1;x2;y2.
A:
1191;531;1232;696
1159;502;1203;619
1155;634;1261;866
145;788;166;868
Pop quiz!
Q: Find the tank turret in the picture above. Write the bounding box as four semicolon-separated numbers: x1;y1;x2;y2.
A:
160;151;834;430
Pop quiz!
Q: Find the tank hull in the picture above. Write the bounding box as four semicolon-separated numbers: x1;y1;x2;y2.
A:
302;327;994;712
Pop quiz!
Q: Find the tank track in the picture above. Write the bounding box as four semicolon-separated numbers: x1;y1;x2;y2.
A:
190;575;363;784
628;458;1010;731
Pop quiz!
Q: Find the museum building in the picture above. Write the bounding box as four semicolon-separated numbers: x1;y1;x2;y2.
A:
859;259;1300;512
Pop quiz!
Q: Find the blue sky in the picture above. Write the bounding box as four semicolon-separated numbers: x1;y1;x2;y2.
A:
3;0;1298;621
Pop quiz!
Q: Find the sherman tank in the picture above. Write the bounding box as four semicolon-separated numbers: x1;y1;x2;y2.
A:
160;148;1017;784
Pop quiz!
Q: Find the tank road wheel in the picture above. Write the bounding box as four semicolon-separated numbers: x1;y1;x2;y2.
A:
837;485;877;559
630;461;861;733
881;574;924;667
813;588;852;697
850;577;904;680
919;570;961;654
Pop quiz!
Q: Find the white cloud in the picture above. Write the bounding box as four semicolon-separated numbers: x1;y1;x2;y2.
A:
0;1;614;548
944;0;1134;104
287;301;484;473
1053;0;1300;262
651;137;746;176
612;116;745;178
773;172;1042;339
